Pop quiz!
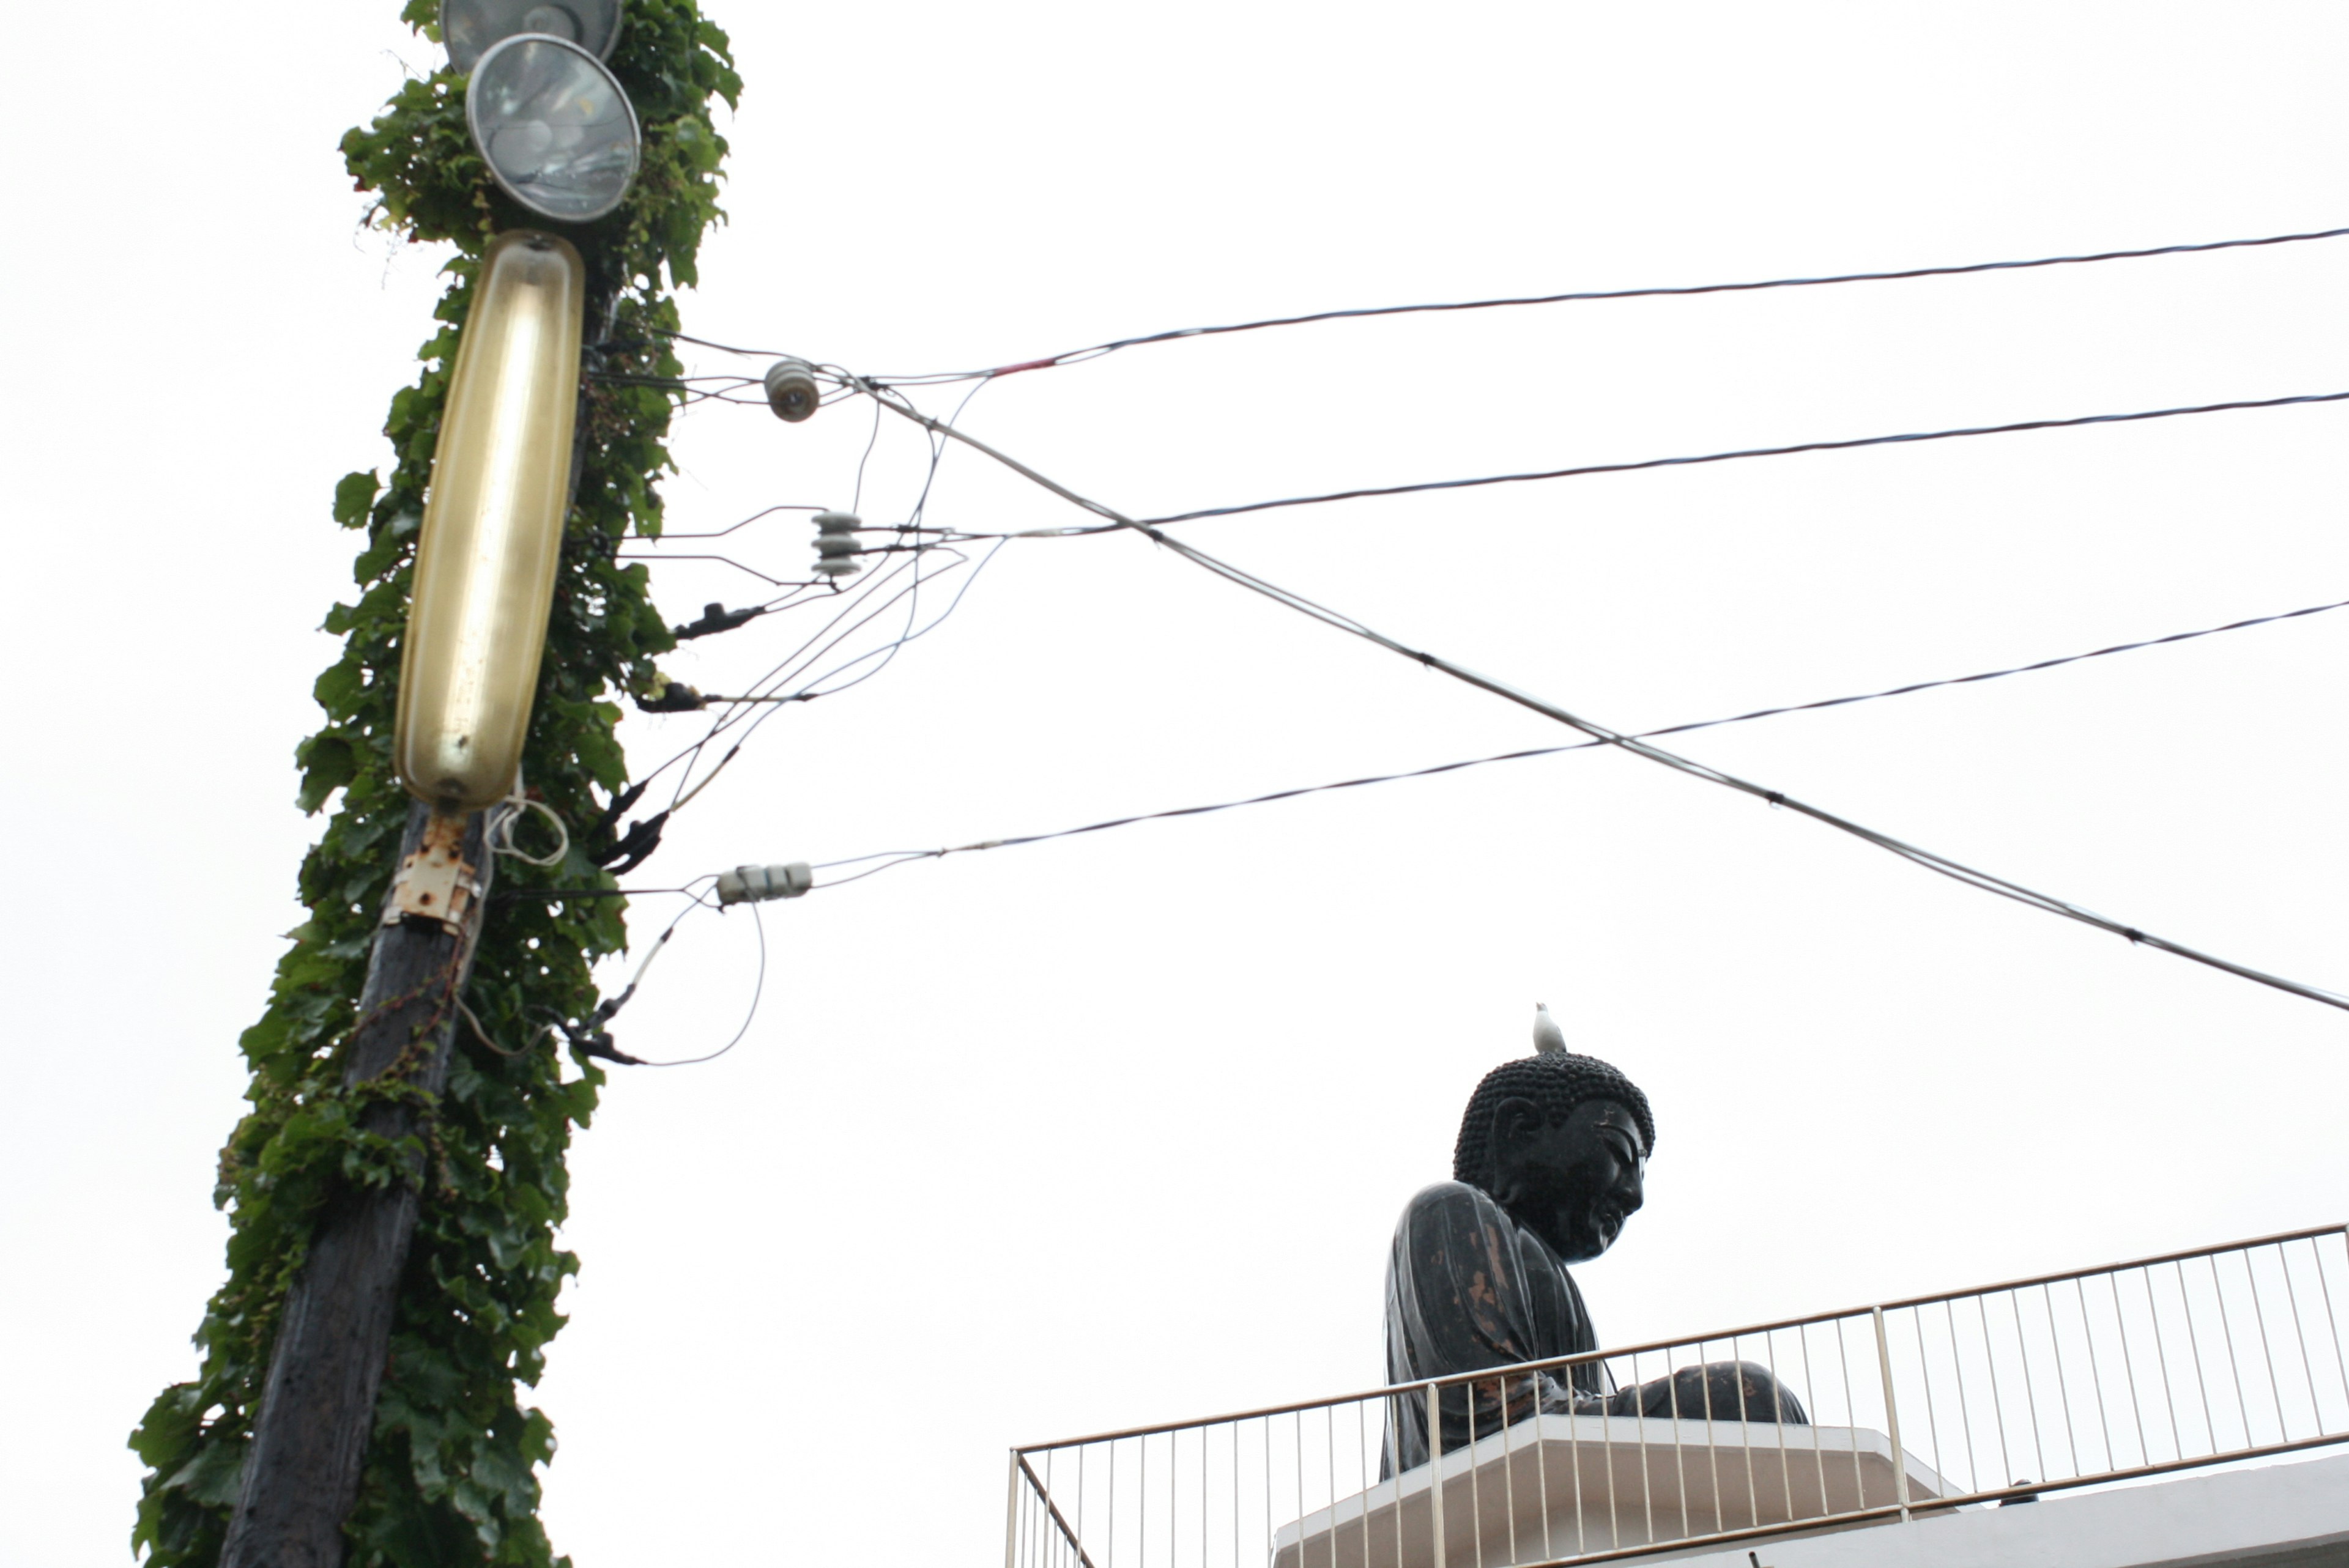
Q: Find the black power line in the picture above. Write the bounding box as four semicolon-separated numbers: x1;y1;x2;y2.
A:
869;223;2349;384
814;592;2349;878
1137;391;2349;528
855;382;2349;1016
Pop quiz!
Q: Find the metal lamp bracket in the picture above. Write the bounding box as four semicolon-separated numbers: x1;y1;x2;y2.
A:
385;813;482;934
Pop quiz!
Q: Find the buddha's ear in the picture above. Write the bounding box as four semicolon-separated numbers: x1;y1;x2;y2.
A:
1488;1095;1545;1197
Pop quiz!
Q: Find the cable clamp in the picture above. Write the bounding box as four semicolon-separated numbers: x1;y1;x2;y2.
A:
386;812;482;934
716;862;813;905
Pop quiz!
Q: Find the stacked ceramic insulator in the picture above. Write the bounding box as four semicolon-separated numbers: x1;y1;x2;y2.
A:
813;510;863;579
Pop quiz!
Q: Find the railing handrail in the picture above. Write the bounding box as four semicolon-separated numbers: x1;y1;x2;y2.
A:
1872;1220;2347;1311
1011;1220;2345;1454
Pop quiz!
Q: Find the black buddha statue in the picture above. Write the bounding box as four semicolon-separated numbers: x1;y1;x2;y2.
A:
1382;1015;1805;1474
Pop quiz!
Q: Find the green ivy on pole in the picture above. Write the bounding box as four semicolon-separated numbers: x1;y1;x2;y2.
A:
131;5;738;1563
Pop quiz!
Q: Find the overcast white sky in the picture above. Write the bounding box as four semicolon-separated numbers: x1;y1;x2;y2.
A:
6;2;2349;1564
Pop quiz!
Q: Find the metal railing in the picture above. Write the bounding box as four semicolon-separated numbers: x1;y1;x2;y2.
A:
1007;1224;2349;1568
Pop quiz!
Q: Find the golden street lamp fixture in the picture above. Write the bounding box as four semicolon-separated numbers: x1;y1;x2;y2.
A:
393;229;587;813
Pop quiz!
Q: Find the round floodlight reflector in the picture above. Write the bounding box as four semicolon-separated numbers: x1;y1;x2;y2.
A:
442;0;622;72
466;34;640;224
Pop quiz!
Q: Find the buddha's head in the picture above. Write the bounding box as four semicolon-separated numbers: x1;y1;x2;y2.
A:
1452;1050;1653;1263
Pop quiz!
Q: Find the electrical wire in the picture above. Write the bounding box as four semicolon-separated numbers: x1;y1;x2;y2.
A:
852;382;2349;1017
488;794;570;867
804;591;2349;882
806;223;2349;385
645;374;1007;817
633;902;766;1067
1132;391;2349;528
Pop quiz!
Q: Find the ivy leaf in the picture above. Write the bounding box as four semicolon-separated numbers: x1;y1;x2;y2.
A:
334;471;382;527
295;733;360;815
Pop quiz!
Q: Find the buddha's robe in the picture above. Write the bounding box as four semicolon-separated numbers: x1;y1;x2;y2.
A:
1382;1182;1805;1475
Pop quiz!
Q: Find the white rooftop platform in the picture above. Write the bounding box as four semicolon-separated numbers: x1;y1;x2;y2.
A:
1654;1449;2349;1568
1274;1415;1948;1566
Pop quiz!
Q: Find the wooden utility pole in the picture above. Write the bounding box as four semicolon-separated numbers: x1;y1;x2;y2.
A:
218;805;493;1568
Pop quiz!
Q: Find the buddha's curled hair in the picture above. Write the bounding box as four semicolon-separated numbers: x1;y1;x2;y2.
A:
1451;1051;1656;1190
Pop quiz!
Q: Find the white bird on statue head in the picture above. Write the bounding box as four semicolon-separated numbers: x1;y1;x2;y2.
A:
1532;1001;1566;1056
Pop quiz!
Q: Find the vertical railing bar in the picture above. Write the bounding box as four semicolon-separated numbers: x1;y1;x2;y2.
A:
1738;1331;1761;1530
1299;1409;1312;1568
2312;1234;2349;1419
1798;1321;1828;1518
1532;1376;1553;1566
1078;1443;1089;1568
1943;1299;1978;1496
2210;1251;2253;1451
1391;1399;1405;1568
1009;1451;1025;1568
1764;1328;1794;1521
1973;1293;2012;1492
2264;1239;2320;1437
2073;1277;2116;1471
1322;1405;1337;1568
1834;1317;1865;1512
1568;1368;1587;1559
1141;1431;1150;1568
2176;1259;2216;1458
1263;1416;1275;1568
1569;1361;1587;1558
2009;1289;2048;1486
1667;1346;1691;1539
1492;1379;1513;1566
1601;1356;1618;1555
2242;1246;2288;1444
1427;1385;1447;1568
1871;1306;1912;1523
1231;1419;1239;1568
2106;1270;2148;1470
1464;1381;1483;1568
1200;1426;1209;1568
1110;1438;1120;1568
2139;1267;2181;1466
2040;1284;2082;1479
1907;1308;1946;1495
1635;1350;1656;1547
1701;1338;1724;1535
1705;1336;1727;1536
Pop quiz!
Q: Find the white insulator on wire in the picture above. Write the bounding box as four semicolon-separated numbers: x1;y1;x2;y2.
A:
764;358;820;422
1532;1001;1566;1055
716;862;813;905
812;510;863;579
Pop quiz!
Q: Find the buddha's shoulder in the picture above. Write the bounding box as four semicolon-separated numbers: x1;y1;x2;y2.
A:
1395;1179;1510;1231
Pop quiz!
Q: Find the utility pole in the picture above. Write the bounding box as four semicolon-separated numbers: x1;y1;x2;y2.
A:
219;808;492;1568
217;18;646;1564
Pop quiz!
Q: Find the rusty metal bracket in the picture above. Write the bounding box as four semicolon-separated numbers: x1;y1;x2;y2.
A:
384;811;481;934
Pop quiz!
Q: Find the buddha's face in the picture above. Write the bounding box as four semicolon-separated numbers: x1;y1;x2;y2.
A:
1488;1095;1648;1263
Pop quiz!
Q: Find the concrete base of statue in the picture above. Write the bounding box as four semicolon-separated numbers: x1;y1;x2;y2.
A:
1272;1413;1947;1568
